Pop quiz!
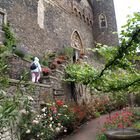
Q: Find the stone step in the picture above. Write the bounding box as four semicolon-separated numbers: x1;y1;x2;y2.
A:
53;88;65;96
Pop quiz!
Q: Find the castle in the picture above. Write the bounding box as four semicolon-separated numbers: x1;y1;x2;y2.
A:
0;0;118;58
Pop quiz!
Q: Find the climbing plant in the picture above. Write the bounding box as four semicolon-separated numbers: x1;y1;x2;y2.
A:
3;22;17;49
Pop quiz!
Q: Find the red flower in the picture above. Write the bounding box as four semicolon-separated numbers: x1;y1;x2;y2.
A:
42;67;50;73
56;100;64;106
118;123;124;128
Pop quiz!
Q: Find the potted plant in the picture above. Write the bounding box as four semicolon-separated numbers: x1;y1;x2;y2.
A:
42;67;50;76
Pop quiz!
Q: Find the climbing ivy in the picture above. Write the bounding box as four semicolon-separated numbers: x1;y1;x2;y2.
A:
3;22;17;49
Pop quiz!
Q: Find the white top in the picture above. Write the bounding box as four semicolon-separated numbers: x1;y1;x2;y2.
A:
31;59;42;73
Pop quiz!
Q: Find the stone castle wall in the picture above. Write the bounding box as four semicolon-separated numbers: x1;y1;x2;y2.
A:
92;0;119;46
0;0;94;58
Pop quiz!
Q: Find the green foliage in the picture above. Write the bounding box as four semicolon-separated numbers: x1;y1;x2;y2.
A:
131;107;140;122
0;90;19;127
133;123;140;129
64;63;98;85
64;12;140;93
96;133;107;140
3;23;17;49
88;44;118;63
58;46;74;60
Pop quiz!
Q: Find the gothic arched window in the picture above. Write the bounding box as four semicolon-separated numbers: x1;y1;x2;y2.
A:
99;14;107;28
71;31;83;63
0;8;6;31
74;8;78;16
0;12;4;30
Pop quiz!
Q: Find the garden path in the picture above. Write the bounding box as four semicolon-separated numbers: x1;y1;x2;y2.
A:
61;111;121;140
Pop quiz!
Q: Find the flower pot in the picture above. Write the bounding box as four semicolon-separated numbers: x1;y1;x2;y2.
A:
105;128;140;140
42;72;49;76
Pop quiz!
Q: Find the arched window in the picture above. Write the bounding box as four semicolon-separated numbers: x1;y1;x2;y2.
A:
99;14;107;28
90;20;93;26
0;8;6;31
71;31;83;63
78;12;82;19
37;0;45;29
82;14;86;22
74;8;78;16
86;17;90;25
0;12;4;30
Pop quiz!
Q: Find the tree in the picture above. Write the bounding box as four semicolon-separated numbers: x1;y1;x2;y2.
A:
64;12;140;93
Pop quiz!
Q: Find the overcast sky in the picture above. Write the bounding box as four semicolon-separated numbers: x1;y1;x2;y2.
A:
114;0;140;33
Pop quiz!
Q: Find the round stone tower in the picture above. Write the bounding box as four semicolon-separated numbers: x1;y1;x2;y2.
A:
90;0;119;46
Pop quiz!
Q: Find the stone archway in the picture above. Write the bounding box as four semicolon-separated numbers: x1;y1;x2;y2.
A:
71;30;83;51
71;30;84;62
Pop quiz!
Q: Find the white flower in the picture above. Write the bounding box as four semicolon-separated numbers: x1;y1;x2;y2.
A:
30;109;36;113
58;123;61;126
26;129;31;134
49;124;52;128
20;109;28;115
32;120;39;125
41;107;47;112
50;117;53;121
64;129;67;133
55;127;60;132
27;96;34;101
43;113;46;117
63;105;68;108
41;132;44;136
61;125;63;128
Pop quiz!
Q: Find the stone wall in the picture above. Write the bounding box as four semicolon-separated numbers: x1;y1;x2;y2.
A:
6;55;31;80
0;78;53;140
6;55;69;101
0;0;94;58
92;0;119;46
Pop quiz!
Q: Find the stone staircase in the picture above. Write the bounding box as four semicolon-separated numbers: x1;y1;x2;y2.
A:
40;62;68;101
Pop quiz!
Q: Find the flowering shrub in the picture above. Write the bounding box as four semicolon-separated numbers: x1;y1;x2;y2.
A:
94;95;110;114
72;105;86;125
104;109;133;129
20;100;75;140
42;67;50;76
96;109;134;140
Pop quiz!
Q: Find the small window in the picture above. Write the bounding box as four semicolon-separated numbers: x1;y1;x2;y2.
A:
99;14;107;28
0;12;4;30
74;8;78;16
78;12;82;19
90;20;92;26
82;14;86;22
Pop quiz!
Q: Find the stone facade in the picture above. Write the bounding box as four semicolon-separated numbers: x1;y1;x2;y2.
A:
91;0;119;46
0;0;118;57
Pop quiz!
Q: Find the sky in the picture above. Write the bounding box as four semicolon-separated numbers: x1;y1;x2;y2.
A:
114;0;140;34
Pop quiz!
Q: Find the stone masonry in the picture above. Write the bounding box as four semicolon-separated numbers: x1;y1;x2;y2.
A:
0;0;96;58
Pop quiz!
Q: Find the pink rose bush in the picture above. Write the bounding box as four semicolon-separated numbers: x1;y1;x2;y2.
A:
19;100;75;140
